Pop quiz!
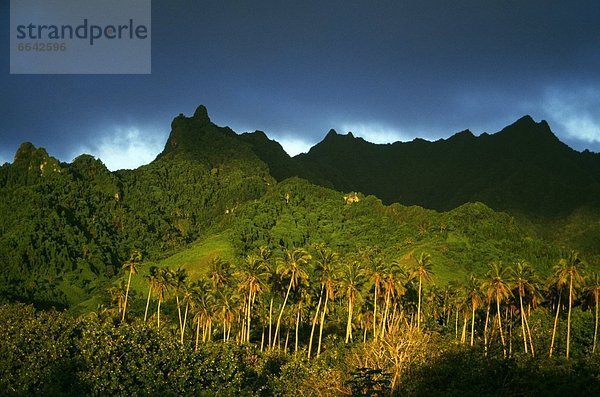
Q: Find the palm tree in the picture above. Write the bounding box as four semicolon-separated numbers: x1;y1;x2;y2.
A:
191;280;214;348
553;251;585;359
208;257;232;290
154;267;171;329
511;261;538;356
548;274;565;358
294;290;310;356
236;253;268;343
464;275;483;346
316;247;338;357
181;286;193;345
482;262;512;357
215;287;237;342
170;267;188;343
380;260;407;338
108;282;126;316
121;250;142;322
273;248;311;348
363;247;385;341
307;245;338;358
412;252;434;330
144;266;159;322
340;260;366;343
584;273;600;354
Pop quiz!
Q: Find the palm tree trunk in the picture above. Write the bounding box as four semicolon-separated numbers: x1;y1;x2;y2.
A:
317;293;329;357
345;299;354;343
284;328;290;353
380;291;390;338
566;274;573;359
373;284;378;341
524;310;535;357
519;292;528;354
195;317;200;351
549;293;561;358
246;288;252;344
274;279;293;349
497;298;506;357
417;275;422;329
176;295;183;335
144;287;152;322
508;307;513;357
484;302;490;355
157;297;162;329
594;293;598;354
121;269;133;322
295;304;301;355
261;324;265;351
308;285;324;359
461;316;467;343
470;304;476;346
181;301;189;345
455;309;459;339
268;296;273;349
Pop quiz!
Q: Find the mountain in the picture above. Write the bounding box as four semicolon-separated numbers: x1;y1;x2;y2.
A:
0;106;273;307
0;105;598;310
285;116;600;216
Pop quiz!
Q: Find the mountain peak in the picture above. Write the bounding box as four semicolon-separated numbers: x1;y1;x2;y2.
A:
499;115;559;144
14;142;50;163
193;104;211;124
514;115;536;126
325;129;339;139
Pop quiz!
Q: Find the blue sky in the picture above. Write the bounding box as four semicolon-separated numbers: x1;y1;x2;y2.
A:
1;0;599;170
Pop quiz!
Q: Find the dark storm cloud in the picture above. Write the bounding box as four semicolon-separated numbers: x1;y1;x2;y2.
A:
1;0;599;169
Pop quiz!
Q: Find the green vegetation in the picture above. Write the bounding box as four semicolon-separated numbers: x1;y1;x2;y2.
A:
1;106;599;394
2;249;600;395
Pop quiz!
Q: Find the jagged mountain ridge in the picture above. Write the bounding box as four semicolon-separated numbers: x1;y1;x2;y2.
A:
2;105;600;309
240;114;600;216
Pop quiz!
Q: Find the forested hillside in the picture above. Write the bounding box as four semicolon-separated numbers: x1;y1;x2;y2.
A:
1;106;598;308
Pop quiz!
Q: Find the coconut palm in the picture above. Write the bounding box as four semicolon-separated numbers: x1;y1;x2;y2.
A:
154;267;171;329
170;267;188;342
363;246;385;341
547;274;566;358
180;286;193;345
273;248;311;348
380;260;407;338
511;261;538;356
584;273;600;353
306;245;338;358
144;266;159;322
482;262;512;357
189;280;213;349
208;257;232;290
552;251;585;359
412;252;434;330
340;260;367;343
236;253;269;343
121;250;142;322
108;282;126;316
215;287;237;342
315;247;339;357
464;274;483;346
